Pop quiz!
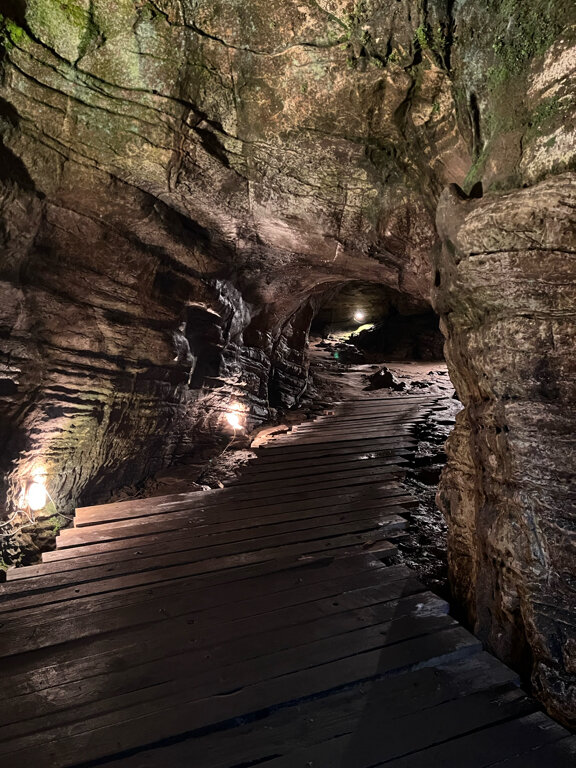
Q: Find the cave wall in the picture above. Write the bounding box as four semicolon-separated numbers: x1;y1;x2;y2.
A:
0;0;465;519
0;0;576;724
434;174;576;726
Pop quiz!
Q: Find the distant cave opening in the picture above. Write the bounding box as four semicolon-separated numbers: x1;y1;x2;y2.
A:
299;280;460;598
309;280;445;361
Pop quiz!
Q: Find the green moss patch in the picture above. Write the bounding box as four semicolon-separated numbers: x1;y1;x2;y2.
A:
26;0;97;62
488;0;572;87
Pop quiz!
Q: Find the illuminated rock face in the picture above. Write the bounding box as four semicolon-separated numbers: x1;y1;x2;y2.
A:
0;0;575;723
435;175;576;726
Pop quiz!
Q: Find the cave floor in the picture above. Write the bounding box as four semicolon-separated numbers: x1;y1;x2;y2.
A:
0;397;575;767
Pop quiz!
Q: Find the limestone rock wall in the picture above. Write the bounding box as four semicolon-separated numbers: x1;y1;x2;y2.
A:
435;173;576;726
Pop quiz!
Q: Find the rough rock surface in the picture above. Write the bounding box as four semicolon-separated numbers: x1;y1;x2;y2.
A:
0;0;576;724
435;173;576;726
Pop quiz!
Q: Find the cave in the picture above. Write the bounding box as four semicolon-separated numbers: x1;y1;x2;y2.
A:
0;0;575;763
309;280;444;360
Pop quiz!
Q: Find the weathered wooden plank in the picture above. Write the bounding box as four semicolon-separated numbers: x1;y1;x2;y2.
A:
72;470;410;528
58;491;412;553
254;687;537;767
255;437;416;461
1;563;413;657
10;509;408;579
0;577;430;698
271;429;414;446
2;515;399;595
230;455;408;485
0;531;397;615
0;592;451;733
288;418;425;433
0;556;408;638
71;477;411;530
0;627;481;766
242;448;412;475
380;711;574;767
226;464;406;494
258;435;417;454
94;652;520;768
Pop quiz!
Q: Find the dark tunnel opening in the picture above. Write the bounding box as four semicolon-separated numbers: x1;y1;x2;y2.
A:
309;281;445;362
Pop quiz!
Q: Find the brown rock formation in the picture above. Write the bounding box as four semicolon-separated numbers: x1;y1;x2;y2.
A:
0;0;575;724
435;174;576;725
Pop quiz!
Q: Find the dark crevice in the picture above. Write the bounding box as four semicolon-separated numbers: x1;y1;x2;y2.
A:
0;143;37;192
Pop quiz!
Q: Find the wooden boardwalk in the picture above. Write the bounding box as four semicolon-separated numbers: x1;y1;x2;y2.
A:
1;395;574;767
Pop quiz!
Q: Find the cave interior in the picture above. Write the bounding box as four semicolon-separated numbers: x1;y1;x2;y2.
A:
0;0;575;753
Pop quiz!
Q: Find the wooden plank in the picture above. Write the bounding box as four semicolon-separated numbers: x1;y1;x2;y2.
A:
0;577;430;698
0;592;451;732
48;498;414;561
1;515;399;594
271;429;414;446
254;687;536;767
256;436;416;457
289;413;426;426
293;419;423;431
72;478;411;528
60;488;414;549
0;556;408;637
232;455;408;484
0;627;481;766
0;560;413;654
242;448;412;475
11;510;408;579
0;529;397;614
288;418;426;433
228;463;406;491
258;436;417;456
72;471;410;528
95;652;520;768
380;711;574;768
260;435;413;451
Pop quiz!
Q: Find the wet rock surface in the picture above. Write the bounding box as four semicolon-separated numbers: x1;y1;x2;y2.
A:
401;392;463;599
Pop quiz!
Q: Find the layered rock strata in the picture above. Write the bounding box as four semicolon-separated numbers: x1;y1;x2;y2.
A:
435;173;576;725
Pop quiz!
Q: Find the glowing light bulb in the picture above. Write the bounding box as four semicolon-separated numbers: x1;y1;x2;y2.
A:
27;481;48;512
226;406;244;430
354;310;365;323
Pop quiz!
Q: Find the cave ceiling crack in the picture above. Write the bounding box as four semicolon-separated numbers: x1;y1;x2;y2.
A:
8;34;196;122
10;60;174;136
9;48;186;128
185;22;348;58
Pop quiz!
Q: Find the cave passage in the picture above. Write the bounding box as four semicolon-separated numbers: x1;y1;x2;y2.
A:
1;0;575;749
309;280;445;360
303;280;458;600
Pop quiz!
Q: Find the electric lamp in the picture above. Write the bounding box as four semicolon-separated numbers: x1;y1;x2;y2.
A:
225;404;245;431
27;479;48;512
226;411;243;430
